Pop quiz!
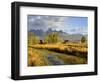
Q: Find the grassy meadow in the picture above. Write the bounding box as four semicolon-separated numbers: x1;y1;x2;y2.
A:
28;32;88;66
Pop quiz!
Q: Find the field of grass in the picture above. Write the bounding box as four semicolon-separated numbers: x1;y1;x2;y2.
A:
28;42;87;66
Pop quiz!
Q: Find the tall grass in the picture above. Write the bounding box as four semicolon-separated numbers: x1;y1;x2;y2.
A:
29;43;87;58
28;48;49;66
28;42;87;66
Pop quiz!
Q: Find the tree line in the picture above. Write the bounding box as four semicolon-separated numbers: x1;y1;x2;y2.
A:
28;32;87;45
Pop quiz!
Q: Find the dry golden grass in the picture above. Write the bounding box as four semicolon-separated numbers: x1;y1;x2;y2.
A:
28;47;87;66
28;48;48;66
28;42;87;58
28;42;87;66
54;53;87;64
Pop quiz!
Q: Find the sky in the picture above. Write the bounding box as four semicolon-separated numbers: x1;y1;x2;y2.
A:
28;15;88;35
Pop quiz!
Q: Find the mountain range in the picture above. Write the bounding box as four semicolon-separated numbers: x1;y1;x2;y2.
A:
29;28;87;42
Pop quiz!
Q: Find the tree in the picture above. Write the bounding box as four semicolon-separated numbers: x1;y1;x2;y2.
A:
44;36;50;44
44;32;62;43
28;32;40;45
81;36;86;43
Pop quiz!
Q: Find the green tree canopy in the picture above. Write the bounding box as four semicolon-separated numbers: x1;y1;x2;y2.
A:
81;36;86;43
44;32;62;44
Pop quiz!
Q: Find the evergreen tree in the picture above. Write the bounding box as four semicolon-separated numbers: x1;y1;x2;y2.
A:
81;36;86;43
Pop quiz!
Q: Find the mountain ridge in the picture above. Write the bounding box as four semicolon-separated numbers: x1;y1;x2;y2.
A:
29;28;87;42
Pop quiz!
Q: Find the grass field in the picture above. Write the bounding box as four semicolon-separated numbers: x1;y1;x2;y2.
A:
28;42;87;66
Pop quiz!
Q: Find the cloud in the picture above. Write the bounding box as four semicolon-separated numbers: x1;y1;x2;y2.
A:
68;27;88;34
28;15;67;31
28;15;87;35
